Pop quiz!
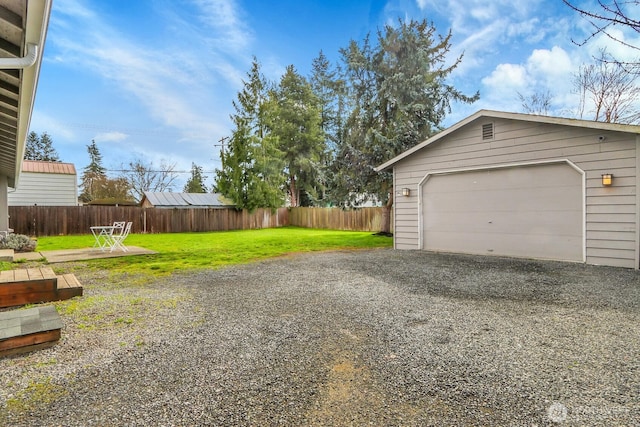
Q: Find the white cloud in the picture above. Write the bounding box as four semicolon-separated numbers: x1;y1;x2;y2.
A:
451;20;506;74
526;46;574;82
210;60;245;89
479;45;578;115
50;0;237;147
38;0;255;189
30;111;76;141
53;0;93;19
481;46;575;94
191;0;252;53
417;0;532;31
94;131;128;143
586;28;640;63
416;0;568;82
482;63;527;89
506;18;540;40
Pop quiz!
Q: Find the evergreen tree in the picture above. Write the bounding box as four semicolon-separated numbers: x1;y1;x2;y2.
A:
333;19;479;231
85;140;106;175
265;65;324;207
79;140;107;202
215;58;284;211
25;131;60;161
309;51;347;206
25;131;40;160
183;163;208;193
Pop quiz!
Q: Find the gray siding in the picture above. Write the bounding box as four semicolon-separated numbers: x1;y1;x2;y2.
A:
9;172;78;206
393;117;638;268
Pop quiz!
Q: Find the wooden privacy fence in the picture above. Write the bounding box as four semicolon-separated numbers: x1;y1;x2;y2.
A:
8;206;389;236
9;206;288;236
288;207;392;232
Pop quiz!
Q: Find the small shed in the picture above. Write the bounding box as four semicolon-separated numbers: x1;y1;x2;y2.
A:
376;110;640;269
9;160;78;206
140;192;234;209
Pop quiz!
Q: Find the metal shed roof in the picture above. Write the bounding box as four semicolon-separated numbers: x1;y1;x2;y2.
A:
22;160;76;175
142;192;233;208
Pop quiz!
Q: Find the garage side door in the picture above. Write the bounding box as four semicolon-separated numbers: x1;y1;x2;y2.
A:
422;162;583;262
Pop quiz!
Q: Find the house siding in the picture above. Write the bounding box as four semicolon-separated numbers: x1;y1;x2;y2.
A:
393;117;638;268
8;172;78;206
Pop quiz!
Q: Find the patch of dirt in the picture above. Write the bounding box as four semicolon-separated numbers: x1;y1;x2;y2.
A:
306;349;385;425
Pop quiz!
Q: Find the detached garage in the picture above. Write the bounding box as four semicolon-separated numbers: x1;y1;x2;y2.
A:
376;110;640;269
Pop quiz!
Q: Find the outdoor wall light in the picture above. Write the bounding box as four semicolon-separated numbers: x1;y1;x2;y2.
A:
601;173;613;186
402;187;410;197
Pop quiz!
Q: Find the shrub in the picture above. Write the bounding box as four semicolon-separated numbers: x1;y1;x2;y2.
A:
0;233;37;252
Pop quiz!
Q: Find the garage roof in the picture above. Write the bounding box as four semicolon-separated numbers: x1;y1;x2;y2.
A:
376;110;640;172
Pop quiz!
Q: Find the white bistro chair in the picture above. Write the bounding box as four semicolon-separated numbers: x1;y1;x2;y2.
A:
110;221;132;252
111;221;126;237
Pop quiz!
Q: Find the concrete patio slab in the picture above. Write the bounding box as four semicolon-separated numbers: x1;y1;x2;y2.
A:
11;251;44;261
36;246;157;263
0;249;13;262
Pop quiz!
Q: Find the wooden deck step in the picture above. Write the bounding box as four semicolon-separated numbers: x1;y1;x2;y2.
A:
56;273;83;301
0;267;83;308
0;267;57;283
0;305;63;357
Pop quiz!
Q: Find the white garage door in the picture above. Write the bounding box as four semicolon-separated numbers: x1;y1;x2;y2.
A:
422;162;584;262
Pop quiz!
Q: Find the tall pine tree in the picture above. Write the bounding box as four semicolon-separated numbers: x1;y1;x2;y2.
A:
309;51;347;205
184;163;208;193
264;65;324;207
334;19;479;231
215;57;284;211
25;131;60;161
79;140;107;202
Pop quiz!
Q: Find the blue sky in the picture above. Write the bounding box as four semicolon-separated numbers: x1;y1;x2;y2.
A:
30;0;640;189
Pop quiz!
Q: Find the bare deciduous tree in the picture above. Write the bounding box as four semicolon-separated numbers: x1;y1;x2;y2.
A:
517;90;553;115
563;0;639;70
120;158;179;202
572;49;640;124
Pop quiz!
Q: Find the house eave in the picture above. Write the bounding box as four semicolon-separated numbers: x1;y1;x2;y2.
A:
11;0;53;188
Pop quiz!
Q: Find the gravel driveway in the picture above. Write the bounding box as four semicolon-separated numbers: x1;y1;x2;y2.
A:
1;249;639;426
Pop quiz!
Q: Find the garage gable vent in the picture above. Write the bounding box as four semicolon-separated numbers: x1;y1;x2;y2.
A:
482;123;494;140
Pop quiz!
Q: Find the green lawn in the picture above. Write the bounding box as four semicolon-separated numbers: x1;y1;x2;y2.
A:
34;227;392;276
